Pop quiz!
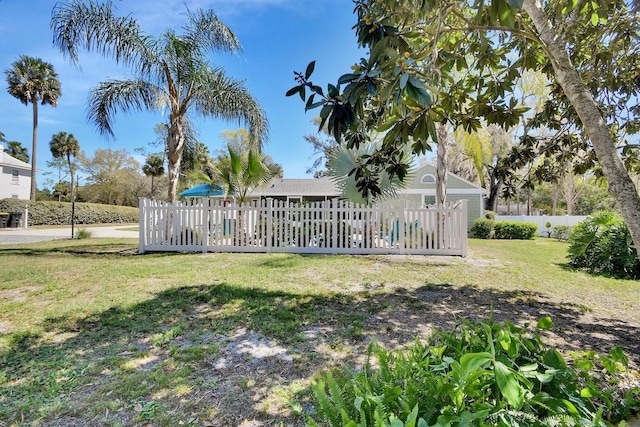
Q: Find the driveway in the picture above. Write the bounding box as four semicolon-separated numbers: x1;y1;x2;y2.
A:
0;225;139;244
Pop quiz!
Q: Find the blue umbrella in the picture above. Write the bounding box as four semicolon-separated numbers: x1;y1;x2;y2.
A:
179;183;224;197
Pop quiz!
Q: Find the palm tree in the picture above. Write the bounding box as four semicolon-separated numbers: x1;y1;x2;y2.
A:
50;132;80;197
142;154;165;199
50;132;80;236
6;141;29;163
215;144;278;205
327;142;412;205
5;56;62;201
51;1;268;202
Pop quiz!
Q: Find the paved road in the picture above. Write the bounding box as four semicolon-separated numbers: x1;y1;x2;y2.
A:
0;225;139;244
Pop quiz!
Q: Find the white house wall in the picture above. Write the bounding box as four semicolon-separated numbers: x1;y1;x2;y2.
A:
0;166;30;200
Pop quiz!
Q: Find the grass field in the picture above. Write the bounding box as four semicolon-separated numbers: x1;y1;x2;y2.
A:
1;238;638;426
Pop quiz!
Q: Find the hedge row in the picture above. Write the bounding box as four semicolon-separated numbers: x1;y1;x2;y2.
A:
470;218;537;240
0;199;138;226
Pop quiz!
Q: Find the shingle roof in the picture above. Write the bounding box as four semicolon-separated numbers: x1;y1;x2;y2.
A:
252;177;341;197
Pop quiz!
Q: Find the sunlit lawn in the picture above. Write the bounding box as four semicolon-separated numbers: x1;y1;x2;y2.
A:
0;238;638;426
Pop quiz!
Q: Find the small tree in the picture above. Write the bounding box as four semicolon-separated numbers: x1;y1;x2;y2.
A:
6;141;29;163
142;154;165;199
50;131;80;236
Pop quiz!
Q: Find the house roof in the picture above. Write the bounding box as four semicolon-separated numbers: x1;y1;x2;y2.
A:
0;147;31;171
252;177;341;198
233;166;485;200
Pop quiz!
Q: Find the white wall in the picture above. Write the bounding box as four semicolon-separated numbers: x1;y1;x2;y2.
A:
496;215;589;237
0;166;31;200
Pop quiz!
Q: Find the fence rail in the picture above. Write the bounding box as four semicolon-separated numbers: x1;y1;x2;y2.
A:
138;198;468;256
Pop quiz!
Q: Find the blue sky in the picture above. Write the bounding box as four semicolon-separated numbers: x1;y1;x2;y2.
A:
0;0;363;188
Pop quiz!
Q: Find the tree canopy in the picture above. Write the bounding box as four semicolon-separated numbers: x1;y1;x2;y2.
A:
288;0;640;256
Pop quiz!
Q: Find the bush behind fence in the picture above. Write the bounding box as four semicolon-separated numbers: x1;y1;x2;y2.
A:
0;199;139;226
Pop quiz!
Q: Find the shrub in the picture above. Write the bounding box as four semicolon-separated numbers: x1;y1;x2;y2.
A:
483;210;496;220
307;319;640;427
470;218;493;239
493;220;537;239
568;211;640;279
0;199;138;226
551;224;572;241
75;228;92;239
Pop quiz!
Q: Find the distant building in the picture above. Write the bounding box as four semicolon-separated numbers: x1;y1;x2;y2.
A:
201;165;486;229
0;144;31;200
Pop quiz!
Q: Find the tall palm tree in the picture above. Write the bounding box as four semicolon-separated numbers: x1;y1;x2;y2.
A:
5;56;62;201
6;141;29;163
51;1;268;202
142;154;165;199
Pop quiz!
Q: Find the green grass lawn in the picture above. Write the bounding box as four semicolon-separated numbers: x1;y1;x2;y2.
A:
0;238;638;426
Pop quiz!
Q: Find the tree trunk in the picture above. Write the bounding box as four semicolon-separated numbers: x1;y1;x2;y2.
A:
563;174;575;215
166;114;186;203
524;0;640;258
30;99;38;201
436;124;448;248
436;124;448;206
485;169;501;212
552;183;559;215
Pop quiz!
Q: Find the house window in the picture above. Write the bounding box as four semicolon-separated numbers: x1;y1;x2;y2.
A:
420;174;436;184
424;195;436;206
11;169;19;184
11;194;19;199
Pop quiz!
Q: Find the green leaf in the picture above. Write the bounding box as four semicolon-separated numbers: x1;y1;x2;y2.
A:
338;73;358;84
404;77;432;107
495;360;524;408
543;349;567;369
536;316;553;330
285;86;300;97
460;352;492;378
399;72;409;89
328;84;339;98
305;61;316;79
354;396;363;411
405;404;419;427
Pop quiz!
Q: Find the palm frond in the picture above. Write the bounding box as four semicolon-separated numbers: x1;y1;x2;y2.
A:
183;8;241;54
51;0;160;75
193;67;269;148
87;79;159;136
328;142;414;204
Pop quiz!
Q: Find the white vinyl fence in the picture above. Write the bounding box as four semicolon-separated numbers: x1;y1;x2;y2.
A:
138;198;468;256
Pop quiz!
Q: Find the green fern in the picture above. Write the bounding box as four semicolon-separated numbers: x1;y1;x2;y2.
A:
304;319;640;427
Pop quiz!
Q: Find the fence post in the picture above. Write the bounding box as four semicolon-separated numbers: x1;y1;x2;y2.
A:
138;198;145;254
267;199;273;253
461;200;468;257
202;198;208;253
399;203;406;255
